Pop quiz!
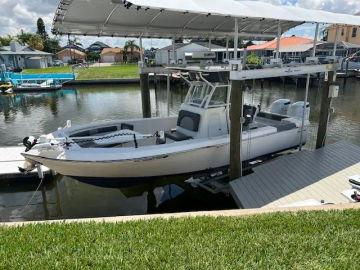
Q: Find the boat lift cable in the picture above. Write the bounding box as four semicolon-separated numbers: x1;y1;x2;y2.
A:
21;177;44;214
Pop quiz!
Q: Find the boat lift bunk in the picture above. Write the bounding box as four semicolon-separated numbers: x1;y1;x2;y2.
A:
23;0;360;186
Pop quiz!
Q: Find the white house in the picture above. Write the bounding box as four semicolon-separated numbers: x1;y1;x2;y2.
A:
0;41;53;69
155;42;226;65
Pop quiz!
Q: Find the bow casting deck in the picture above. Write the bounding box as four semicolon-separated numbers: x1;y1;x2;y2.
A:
229;141;360;208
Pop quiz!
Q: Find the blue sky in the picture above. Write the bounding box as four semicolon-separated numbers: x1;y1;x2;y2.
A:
0;0;359;49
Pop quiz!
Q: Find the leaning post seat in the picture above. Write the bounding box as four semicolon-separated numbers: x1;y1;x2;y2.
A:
243;105;258;126
165;110;201;141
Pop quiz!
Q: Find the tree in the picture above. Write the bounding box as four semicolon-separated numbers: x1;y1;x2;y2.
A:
0;35;13;47
124;40;140;62
68;36;83;48
27;35;44;51
44;38;61;54
16;32;33;44
246;52;262;65
67;36;83;61
86;51;100;62
36;18;48;41
17;32;44;50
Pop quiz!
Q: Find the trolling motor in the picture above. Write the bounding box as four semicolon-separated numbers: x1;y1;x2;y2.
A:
22;136;37;152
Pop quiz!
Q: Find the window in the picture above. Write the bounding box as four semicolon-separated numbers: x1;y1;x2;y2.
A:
352;27;358;38
341;28;345;36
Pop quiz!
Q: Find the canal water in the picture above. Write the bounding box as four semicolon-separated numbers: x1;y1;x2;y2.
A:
0;78;359;221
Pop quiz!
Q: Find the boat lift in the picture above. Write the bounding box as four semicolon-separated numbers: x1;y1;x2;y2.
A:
52;0;360;182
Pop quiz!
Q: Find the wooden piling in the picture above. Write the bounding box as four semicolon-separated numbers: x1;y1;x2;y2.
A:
229;80;244;180
316;71;335;149
140;73;151;118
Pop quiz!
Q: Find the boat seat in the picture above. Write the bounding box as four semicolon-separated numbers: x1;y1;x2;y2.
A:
121;123;134;131
177;110;201;132
243;105;258;126
165;131;192;141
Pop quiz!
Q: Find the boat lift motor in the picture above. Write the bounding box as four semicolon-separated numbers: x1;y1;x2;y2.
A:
270;99;291;116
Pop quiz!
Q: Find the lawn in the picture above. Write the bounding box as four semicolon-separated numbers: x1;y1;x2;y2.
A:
23;64;139;80
23;66;72;74
1;209;360;269
77;64;139;80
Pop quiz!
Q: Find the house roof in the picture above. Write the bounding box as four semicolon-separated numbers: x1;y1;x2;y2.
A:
159;42;225;51
246;36;313;51
62;44;85;52
87;41;110;49
0;45;52;56
100;48;123;55
57;48;86;56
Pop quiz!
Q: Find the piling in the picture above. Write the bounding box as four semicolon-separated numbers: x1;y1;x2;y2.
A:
316;71;335;149
140;73;151;118
229;80;244;180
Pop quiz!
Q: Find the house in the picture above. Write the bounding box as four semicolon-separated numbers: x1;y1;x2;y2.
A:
324;12;360;45
245;36;314;59
100;48;123;63
155;42;225;65
87;41;110;53
0;41;53;69
56;48;86;63
61;44;85;52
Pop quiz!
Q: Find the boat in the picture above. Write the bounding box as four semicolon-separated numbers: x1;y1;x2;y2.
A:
19;70;310;184
13;79;62;91
0;82;13;91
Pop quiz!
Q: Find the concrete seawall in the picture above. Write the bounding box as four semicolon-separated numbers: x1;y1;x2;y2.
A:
1;203;359;227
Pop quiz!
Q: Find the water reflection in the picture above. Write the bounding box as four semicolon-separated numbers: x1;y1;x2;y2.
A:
0;176;236;222
1;78;360;221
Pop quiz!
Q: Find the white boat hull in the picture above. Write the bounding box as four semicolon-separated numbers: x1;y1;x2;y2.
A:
23;127;304;180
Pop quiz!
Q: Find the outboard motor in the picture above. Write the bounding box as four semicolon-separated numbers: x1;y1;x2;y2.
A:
270;99;291;116
287;101;310;121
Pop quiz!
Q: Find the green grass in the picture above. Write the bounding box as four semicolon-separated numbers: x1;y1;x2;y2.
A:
23;66;72;74
1;210;360;269
76;64;139;80
23;64;139;80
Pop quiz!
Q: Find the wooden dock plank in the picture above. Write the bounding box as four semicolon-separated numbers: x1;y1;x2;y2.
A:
230;142;360;209
0;147;25;162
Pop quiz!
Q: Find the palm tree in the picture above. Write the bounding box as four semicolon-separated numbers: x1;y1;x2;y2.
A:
67;36;83;61
124;40;140;63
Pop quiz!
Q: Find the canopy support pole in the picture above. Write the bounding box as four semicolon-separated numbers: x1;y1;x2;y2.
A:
299;23;319;151
333;26;340;57
230;17;243;180
226;36;229;60
172;37;176;64
234;18;239;60
167;71;171;116
139;37;144;63
275;21;281;59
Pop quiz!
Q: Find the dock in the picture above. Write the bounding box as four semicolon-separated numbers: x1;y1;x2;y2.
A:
0;146;49;180
229;142;360;209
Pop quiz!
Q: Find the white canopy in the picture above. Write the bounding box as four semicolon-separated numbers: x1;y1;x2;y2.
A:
53;0;360;39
